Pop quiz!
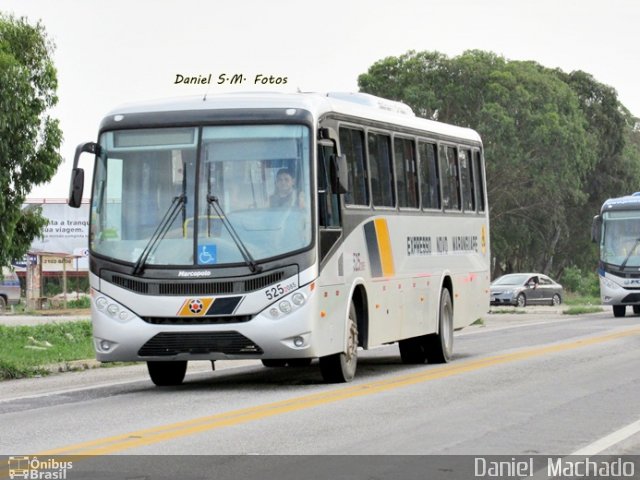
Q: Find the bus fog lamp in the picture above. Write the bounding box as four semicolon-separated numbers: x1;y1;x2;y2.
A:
269;307;279;318
279;300;292;314
293;336;304;347
100;340;112;351
292;292;306;306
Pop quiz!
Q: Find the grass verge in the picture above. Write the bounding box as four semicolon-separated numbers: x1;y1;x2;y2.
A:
0;321;95;380
563;306;604;315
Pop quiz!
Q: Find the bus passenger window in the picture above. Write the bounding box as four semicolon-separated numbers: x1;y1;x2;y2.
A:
419;141;441;209
439;145;461;211
459;149;475;212
474;150;486;212
339;127;368;206
394;137;418;209
368;132;394;207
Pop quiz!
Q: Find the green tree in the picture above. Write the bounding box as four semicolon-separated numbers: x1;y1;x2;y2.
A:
0;14;62;268
359;50;614;278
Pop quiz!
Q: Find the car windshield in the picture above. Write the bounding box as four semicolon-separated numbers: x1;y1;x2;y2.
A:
492;274;529;286
90;124;312;267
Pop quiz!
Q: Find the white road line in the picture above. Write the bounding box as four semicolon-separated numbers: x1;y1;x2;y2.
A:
571;418;640;455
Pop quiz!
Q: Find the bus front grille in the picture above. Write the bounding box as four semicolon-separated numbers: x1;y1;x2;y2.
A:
138;331;263;356
105;266;294;296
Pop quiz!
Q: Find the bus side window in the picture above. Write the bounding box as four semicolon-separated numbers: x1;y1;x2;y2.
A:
439;145;461;211
394;137;419;209
318;144;341;228
459;148;475;212
474;150;486;212
368;132;394;207
418;141;441;210
339;127;368;206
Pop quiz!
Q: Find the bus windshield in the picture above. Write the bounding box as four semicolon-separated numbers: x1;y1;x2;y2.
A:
601;210;640;268
91;124;311;267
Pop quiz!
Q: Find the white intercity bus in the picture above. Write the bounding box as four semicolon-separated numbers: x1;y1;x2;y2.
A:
592;192;640;317
68;92;490;386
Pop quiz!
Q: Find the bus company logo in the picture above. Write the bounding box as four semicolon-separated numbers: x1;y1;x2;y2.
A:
178;298;214;316
8;456;73;479
188;299;204;314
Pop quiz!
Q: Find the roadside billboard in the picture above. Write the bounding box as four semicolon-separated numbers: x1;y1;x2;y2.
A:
18;199;90;272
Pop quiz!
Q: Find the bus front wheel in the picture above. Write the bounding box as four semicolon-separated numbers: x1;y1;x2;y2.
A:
424;288;454;364
613;305;626;317
147;360;187;386
319;302;358;383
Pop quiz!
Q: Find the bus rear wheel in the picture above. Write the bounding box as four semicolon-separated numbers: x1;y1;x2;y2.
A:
319;302;358;383
424;288;454;364
147;361;187;386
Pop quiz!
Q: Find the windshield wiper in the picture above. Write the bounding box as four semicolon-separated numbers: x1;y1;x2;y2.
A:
620;237;640;271
206;194;261;273
132;195;186;275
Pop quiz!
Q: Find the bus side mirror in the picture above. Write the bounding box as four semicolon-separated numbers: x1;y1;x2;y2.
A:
330;154;348;194
69;168;84;208
591;215;601;243
68;142;100;208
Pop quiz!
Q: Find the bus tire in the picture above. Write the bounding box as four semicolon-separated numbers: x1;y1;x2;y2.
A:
147;360;187;386
399;337;426;364
425;288;454;364
613;305;626;317
319;302;358;383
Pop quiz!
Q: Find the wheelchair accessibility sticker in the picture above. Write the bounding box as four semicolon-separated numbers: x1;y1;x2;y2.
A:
198;244;217;265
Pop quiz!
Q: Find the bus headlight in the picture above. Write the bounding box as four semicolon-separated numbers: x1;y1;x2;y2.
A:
292;292;306;306
94;294;134;323
279;300;292;314
602;277;619;290
267;287;312;319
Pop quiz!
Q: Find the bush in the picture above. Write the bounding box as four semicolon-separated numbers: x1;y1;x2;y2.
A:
561;266;599;297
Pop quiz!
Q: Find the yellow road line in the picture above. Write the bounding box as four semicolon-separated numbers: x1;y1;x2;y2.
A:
27;326;640;457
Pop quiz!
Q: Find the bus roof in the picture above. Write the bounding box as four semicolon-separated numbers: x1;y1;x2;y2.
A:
102;91;482;143
601;192;640;213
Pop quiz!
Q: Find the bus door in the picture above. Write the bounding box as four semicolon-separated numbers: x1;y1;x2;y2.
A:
318;140;343;261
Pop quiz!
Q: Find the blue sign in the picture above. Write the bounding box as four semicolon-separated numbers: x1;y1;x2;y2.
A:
197;244;217;265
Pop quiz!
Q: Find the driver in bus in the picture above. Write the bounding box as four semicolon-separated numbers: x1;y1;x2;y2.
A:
269;168;304;208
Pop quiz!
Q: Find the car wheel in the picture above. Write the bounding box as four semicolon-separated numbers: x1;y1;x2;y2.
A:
551;294;561;306
516;293;526;308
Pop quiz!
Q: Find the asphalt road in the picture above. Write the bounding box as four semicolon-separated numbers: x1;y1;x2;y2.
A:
1;308;639;463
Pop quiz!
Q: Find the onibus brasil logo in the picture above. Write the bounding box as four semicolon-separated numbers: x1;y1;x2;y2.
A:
8;456;73;479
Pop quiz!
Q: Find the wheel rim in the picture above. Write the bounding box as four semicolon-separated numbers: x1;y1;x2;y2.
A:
517;295;525;307
442;292;453;356
345;313;358;364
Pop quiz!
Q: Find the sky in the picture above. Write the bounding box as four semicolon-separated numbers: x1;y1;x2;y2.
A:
2;0;640;199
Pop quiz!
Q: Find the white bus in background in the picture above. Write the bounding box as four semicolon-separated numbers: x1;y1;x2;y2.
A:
593;192;640;317
69;91;490;386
